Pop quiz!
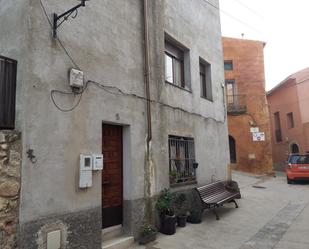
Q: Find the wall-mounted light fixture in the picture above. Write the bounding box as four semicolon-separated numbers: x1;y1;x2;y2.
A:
53;0;90;38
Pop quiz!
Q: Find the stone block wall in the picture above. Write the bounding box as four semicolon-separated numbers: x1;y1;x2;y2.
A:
0;130;21;249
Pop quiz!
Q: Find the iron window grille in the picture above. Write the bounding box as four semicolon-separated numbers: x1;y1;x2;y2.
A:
168;136;196;185
0;56;17;129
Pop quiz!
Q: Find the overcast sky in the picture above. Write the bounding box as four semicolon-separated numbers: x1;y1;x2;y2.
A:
219;0;309;91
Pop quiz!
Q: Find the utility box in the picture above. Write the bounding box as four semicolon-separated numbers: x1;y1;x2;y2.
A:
79;154;92;188
92;154;104;170
47;230;61;249
69;68;84;91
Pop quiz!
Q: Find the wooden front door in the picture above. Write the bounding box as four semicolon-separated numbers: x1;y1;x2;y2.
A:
102;124;123;229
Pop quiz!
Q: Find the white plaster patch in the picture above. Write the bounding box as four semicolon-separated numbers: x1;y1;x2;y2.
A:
36;221;69;249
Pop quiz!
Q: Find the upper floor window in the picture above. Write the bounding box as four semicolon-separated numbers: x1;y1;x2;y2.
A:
200;58;212;101
274;112;282;142
0;56;17;129
165;38;190;90
224;60;233;71
225;79;236;104
168;135;196;186
287;112;294;129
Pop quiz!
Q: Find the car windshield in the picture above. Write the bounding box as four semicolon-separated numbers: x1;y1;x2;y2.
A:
289;155;309;164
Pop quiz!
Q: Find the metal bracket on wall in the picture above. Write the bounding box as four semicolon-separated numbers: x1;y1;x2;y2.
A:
52;0;89;38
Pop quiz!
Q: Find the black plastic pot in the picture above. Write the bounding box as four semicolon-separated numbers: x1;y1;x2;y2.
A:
139;233;157;245
177;215;187;227
187;212;202;224
161;214;176;235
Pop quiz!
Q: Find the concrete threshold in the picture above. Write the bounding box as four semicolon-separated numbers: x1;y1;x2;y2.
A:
102;235;135;249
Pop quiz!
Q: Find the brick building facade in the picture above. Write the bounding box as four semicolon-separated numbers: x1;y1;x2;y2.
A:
223;37;273;175
267;68;309;170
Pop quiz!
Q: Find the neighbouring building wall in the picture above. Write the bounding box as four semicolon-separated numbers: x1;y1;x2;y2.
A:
156;0;228;188
0;0;228;248
0;131;21;249
267;80;303;170
223;37;273;174
268;68;309;170
295;68;309;124
296;69;309;152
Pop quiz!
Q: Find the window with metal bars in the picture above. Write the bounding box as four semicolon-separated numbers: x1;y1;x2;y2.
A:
168;136;196;185
0;56;17;129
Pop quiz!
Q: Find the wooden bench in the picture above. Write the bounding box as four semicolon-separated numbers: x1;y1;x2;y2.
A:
194;180;241;220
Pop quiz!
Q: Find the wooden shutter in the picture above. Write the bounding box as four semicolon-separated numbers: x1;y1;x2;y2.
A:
0;56;17;129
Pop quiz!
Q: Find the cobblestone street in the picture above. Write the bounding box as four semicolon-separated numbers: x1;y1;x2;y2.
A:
131;172;309;249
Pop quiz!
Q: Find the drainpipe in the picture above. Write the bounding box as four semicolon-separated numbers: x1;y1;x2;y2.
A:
143;0;152;146
143;0;154;225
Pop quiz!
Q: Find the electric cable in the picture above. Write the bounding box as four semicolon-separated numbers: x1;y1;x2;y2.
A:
39;0;226;122
50;81;89;112
201;0;263;34
87;80;226;124
39;0;80;70
231;0;264;19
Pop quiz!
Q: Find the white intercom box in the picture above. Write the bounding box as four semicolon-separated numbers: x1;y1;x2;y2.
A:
92;154;104;170
79;154;92;188
69;68;84;90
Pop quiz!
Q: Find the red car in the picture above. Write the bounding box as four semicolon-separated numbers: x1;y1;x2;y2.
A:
286;154;309;184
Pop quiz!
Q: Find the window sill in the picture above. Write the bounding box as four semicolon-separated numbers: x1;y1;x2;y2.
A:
201;96;213;102
170;180;197;188
165;81;192;93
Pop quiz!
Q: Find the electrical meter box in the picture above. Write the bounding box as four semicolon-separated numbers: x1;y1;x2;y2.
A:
69;68;84;90
79;154;92;188
92;154;104;170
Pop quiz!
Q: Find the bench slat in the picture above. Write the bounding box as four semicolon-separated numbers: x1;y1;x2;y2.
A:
195;180;241;208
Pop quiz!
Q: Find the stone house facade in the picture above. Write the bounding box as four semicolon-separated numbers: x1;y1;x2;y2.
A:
0;0;229;248
267;68;309;170
222;37;273;175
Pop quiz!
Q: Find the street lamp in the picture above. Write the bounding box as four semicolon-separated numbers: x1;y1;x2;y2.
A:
53;0;90;38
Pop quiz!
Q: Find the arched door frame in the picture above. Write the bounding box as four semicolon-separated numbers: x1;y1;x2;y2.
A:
290;142;300;154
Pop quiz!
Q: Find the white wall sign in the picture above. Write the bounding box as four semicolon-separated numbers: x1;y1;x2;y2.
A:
253;132;265;142
250;127;259;133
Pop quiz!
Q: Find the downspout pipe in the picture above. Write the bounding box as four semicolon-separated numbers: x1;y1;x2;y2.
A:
143;0;152;145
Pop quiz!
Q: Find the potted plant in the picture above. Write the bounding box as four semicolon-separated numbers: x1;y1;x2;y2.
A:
169;170;180;184
155;189;176;235
174;193;187;227
138;224;157;245
187;210;202;224
187;190;203;224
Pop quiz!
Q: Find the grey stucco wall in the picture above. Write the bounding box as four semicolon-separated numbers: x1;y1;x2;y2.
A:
0;0;228;247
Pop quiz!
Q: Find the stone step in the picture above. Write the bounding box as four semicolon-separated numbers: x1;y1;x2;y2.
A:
102;225;123;241
102;235;135;249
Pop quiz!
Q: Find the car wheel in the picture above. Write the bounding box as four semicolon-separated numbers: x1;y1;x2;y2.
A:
287;177;292;184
